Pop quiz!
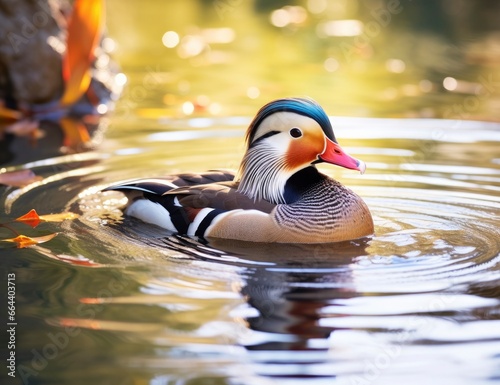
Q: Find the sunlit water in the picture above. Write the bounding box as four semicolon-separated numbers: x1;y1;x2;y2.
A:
2;116;499;385
2;0;500;383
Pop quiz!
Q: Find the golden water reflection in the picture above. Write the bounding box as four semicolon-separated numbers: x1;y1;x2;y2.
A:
4;2;500;385
106;0;500;123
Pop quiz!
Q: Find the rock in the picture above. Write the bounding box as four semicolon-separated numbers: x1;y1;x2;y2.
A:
0;0;67;105
0;0;122;167
0;0;121;115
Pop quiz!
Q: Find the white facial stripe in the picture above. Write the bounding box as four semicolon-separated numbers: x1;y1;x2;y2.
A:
321;136;327;155
251;112;322;143
267;132;291;150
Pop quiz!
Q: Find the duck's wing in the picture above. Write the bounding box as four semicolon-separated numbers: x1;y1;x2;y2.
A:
104;170;236;198
169;182;275;213
104;171;275;238
166;170;236;187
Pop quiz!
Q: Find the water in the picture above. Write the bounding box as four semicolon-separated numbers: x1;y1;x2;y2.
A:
2;115;499;385
2;1;500;384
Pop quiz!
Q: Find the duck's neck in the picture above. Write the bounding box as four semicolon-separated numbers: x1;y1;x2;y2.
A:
235;145;294;204
235;144;324;205
282;166;325;204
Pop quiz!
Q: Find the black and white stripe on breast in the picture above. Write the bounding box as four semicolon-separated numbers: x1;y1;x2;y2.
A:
275;178;356;233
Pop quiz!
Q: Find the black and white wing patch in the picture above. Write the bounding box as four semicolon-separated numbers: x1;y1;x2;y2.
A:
104;170;275;239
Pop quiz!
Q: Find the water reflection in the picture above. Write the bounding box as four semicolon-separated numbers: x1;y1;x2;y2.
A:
75;209;498;383
236;243;366;362
2;1;500;384
74;159;498;382
0;118;106;167
2;115;498;384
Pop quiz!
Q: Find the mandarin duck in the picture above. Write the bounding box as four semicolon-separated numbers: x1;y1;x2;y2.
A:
106;98;374;243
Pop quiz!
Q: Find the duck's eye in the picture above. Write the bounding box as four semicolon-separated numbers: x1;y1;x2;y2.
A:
289;127;302;138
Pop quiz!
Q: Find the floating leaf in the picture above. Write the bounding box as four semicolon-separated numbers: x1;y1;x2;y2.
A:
39;212;80;222
57;317;102;330
0;106;22;122
32;246;103;267
4;120;40;137
60;0;105;106
79;297;104;304
15;209;41;228
56;317;161;332
13;209;79;228
56;254;102;267
28;233;58;245
60;118;91;149
3;233;58;248
0;170;42;188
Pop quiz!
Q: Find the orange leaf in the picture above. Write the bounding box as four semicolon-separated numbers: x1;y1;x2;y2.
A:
39;212;79;222
60;0;105;106
0;106;22;121
3;233;58;248
58;317;102;330
59;118;91;148
5;120;39;137
0;170;42;188
56;255;102;267
79;297;104;304
15;209;41;228
29;246;104;267
60;62;92;107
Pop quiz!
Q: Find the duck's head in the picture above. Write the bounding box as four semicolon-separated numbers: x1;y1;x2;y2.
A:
236;97;366;204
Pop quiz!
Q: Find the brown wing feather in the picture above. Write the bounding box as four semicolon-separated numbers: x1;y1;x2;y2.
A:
168;181;276;214
166;170;236;187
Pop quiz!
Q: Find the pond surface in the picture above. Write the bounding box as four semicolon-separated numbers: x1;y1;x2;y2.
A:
2;1;500;385
2;116;499;385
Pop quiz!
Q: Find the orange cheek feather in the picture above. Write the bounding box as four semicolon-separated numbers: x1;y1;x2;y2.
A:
285;135;324;170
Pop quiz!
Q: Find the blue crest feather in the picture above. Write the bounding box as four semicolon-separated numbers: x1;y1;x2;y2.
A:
246;97;336;145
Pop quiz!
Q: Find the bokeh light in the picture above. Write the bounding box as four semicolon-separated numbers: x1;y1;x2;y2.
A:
177;35;205;58
162;31;180;48
114;73;128;87
246;86;260;99
385;59;406;74
307;0;327;14
182;101;195;115
324;57;339;72
318;20;363;37
270;6;307;28
443;77;458;91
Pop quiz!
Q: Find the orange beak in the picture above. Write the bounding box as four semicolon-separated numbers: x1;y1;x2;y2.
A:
319;137;366;174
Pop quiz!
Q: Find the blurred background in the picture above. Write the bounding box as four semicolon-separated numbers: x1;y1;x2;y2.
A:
107;0;500;122
2;0;500;169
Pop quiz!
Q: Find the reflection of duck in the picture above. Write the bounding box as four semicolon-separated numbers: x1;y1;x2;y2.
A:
236;239;368;376
106;98;374;243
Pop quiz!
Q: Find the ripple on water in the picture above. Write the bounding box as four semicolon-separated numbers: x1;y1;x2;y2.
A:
2;118;499;384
